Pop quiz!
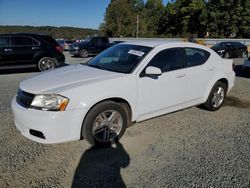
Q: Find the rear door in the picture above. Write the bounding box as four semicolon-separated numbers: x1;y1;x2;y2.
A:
0;36;11;65
10;36;39;65
181;47;213;101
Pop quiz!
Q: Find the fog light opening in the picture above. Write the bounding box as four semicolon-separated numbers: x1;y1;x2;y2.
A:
29;129;46;139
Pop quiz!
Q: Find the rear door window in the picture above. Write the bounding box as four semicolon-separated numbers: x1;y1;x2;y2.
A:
232;42;245;48
0;36;10;47
184;48;210;67
11;36;34;46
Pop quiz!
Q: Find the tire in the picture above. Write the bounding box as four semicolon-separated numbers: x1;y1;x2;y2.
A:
38;57;56;72
224;52;229;59
203;81;227;111
79;49;89;58
82;101;129;146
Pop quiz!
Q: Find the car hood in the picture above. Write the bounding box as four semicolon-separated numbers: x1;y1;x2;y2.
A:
20;64;123;94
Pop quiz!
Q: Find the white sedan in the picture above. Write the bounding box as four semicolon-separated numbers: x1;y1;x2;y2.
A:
12;41;235;145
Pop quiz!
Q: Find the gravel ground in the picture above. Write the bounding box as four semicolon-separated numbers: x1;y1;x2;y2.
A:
0;53;250;188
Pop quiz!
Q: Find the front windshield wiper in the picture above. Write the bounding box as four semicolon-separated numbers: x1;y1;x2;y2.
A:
87;63;107;71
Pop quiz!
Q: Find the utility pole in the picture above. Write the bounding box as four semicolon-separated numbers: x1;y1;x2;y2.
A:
136;15;139;38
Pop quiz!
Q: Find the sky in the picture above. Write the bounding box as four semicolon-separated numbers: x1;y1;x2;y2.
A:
0;0;169;29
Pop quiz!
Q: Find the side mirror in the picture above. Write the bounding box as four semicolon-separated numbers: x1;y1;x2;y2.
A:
145;66;162;76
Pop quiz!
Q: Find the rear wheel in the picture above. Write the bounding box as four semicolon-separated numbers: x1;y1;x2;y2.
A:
82;101;128;146
203;82;227;111
79;49;89;58
38;57;56;71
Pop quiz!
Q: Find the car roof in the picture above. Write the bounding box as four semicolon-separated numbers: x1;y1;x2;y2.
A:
122;40;205;48
0;33;50;37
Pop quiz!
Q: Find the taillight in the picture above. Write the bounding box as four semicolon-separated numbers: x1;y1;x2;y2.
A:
55;45;63;53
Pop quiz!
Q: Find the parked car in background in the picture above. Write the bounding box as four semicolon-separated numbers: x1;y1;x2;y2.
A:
211;41;248;58
12;41;235;146
0;33;65;71
56;39;74;51
243;57;250;74
111;41;124;45
73;39;81;43
64;40;74;50
69;36;111;58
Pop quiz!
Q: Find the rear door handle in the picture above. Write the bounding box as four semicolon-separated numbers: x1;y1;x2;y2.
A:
176;74;185;78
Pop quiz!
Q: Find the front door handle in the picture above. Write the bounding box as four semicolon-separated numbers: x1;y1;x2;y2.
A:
209;67;215;71
4;48;13;52
176;74;185;78
32;47;40;50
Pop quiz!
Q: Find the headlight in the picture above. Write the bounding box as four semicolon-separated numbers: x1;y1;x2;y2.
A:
31;94;69;111
74;46;79;49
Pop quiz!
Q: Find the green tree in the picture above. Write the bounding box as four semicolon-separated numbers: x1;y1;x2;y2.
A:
100;0;135;37
240;0;250;37
145;0;165;37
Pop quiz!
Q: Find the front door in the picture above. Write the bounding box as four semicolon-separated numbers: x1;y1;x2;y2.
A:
137;47;188;119
9;36;37;65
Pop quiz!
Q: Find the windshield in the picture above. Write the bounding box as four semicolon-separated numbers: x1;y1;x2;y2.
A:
86;44;152;73
213;42;222;48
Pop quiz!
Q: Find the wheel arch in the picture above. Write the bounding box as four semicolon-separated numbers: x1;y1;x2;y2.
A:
203;77;229;103
80;97;133;139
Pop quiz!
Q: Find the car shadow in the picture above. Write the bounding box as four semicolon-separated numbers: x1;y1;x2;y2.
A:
224;96;250;109
234;65;250;78
0;68;38;75
71;142;130;188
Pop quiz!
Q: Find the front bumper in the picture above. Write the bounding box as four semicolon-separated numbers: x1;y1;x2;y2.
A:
11;97;87;144
243;59;250;68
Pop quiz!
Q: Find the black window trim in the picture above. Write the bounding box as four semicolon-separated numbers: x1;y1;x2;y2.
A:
181;47;211;68
10;35;41;47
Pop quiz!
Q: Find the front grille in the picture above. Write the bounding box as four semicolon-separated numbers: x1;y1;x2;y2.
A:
16;89;35;108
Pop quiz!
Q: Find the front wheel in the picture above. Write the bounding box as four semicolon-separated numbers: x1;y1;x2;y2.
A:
79;49;89;58
203;82;227;111
82;101;128;146
38;57;56;71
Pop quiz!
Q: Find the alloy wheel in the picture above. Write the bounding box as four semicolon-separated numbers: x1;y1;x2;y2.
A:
92;110;123;143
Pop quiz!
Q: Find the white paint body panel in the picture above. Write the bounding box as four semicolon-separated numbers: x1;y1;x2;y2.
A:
12;41;235;144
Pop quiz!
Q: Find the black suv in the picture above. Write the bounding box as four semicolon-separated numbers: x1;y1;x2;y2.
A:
211;41;248;58
0;33;65;71
69;36;111;58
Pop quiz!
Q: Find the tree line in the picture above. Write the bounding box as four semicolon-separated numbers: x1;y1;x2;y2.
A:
100;0;250;38
0;25;99;39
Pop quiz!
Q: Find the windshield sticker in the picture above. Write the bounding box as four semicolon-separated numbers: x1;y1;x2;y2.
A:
128;49;145;57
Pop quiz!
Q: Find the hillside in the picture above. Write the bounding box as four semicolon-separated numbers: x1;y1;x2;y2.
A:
0;25;100;39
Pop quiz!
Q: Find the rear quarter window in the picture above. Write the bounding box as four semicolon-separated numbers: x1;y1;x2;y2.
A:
232;42;245;48
185;48;210;67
